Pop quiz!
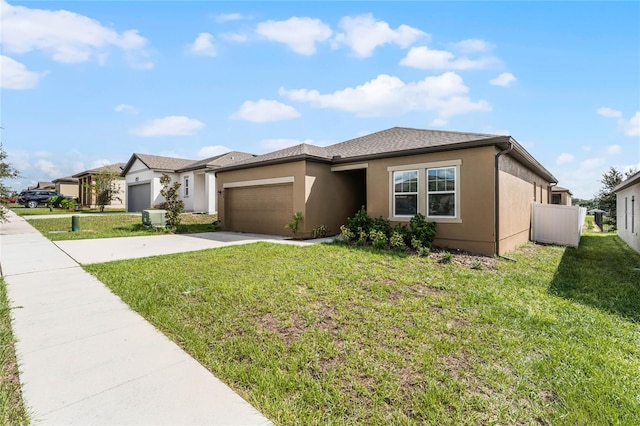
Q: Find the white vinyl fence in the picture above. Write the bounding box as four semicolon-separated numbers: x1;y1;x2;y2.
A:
531;203;587;247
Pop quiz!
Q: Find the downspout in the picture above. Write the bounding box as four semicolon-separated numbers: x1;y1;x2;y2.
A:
549;182;558;204
495;141;513;257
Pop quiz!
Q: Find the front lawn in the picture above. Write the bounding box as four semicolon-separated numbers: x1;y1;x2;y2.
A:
27;213;218;241
85;233;640;425
0;279;29;424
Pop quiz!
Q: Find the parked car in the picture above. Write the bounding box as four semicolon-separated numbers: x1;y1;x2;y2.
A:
18;190;62;208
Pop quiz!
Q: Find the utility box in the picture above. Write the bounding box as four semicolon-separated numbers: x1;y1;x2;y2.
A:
142;209;167;228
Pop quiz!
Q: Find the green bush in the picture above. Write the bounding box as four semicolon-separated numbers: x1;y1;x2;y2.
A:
439;252;453;264
370;216;392;238
340;224;355;241
60;198;76;210
409;213;437;248
370;229;388;249
346;206;372;237
312;224;327;238
389;231;407;251
47;195;64;208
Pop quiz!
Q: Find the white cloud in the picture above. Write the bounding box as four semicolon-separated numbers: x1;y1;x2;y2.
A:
490;72;516;87
231;99;301;123
130;116;205;137
215;13;247;23
280;72;490;123
197;145;232;158
556;153;575;165
596;107;622;118
333;14;427;58
35;159;60;179
114;103;137;113
598;108;640;137
451;39;491;53
0;55;43;89
1;1;152;68
90;159;113;168
220;32;248;43
400;46;496;70
582;145;592;152
581;158;603;170
259;138;313;151
606;144;622;155
190;32;216;57
622;112;640;136
256;17;332;55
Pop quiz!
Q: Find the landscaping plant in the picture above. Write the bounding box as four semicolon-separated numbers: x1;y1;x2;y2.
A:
285;211;303;237
158;173;184;228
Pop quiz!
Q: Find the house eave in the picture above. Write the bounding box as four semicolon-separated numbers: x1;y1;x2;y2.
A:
614;170;640;192
215;154;332;174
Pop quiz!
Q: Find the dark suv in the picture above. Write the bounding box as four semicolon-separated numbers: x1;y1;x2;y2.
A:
18;190;60;208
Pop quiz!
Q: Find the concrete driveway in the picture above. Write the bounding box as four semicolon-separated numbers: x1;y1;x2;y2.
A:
55;231;335;264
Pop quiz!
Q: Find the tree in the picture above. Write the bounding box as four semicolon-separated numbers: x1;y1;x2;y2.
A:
159;174;184;228
89;170;122;212
594;166;637;228
0;143;20;222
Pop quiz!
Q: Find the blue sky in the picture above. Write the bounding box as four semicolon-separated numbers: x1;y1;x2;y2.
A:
1;1;638;199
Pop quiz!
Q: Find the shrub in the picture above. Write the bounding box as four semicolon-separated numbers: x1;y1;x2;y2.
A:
159;174;184;228
370;229;388;250
47;195;64;208
410;237;423;251
312;225;327;239
340;224;355;241
439;252;453;264
409;213;437;248
370;216;392;238
389;231;406;251
418;247;430;257
60;198;76;210
346;206;372;237
356;229;368;246
392;223;412;246
285;211;303;237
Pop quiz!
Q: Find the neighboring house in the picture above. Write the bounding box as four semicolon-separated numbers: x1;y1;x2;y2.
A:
73;163;126;208
551;186;572;205
614;170;640;254
215;127;557;256
121;151;255;213
34;181;55;190
52;176;79;198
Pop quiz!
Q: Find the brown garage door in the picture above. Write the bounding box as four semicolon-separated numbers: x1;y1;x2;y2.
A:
225;184;293;235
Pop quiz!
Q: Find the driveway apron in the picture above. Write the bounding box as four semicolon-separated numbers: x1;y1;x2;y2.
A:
0;211;272;425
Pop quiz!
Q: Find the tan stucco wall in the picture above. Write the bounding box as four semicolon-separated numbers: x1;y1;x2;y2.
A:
498;154;551;255
304;162;365;237
216;161;307;234
358;145;497;255
56;182;79;198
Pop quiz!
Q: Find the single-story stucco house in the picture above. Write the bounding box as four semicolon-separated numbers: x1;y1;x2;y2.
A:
121;151;255;213
551;186;572;205
52;176;79;199
215;127;558;256
614;170;640;254
73;163;126;209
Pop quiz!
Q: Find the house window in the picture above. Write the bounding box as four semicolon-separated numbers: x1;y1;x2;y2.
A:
533;183;537;201
393;170;418;216
427;167;456;217
184;177;190;197
551;194;561;204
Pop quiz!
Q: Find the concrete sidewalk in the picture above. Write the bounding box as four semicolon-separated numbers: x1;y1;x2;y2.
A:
55;231;334;264
0;210;273;425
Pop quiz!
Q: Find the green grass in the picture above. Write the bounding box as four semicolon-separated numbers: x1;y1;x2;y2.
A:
0;279;29;425
84;234;640;425
27;213;218;241
10;205;126;216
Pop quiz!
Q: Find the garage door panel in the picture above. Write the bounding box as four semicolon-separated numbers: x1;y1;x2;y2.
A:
127;183;151;212
226;184;293;235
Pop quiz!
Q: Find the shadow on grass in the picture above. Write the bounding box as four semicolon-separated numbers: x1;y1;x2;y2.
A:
548;233;640;323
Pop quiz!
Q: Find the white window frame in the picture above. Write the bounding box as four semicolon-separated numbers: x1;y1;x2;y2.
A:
426;166;458;219
392;170;419;217
387;159;461;223
184;176;190;198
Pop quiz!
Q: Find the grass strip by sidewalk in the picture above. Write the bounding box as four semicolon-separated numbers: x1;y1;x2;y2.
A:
10;206;126;216
0;279;29;425
27;213;218;241
85;233;640;425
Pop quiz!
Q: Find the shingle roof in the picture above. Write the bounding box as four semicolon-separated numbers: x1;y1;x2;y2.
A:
52;175;79;183
552;186;572;193
613;169;640;192
215;126;556;183
329;127;502;159
177;151;256;172
134;154;195;172
73;163;125;178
